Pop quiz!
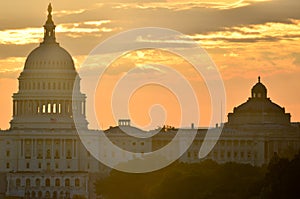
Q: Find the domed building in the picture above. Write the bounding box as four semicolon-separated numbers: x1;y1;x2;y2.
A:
0;4;101;199
227;77;291;126
10;3;87;130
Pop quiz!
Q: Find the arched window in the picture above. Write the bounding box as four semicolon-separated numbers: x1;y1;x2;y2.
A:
53;191;57;199
45;178;50;187
75;178;80;187
55;178;60;186
65;178;70;187
45;191;50;198
38;191;42;198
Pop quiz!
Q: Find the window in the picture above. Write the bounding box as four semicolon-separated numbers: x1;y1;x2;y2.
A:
26;162;30;169
65;179;70;187
46;149;51;159
241;152;244;158
247;151;252;158
16;179;21;187
42;105;46;113
6;162;10;169
53;104;57;113
45;178;50;187
234;152;238;158
47;103;51;113
26;179;31;187
47;162;51;170
75;178;80;187
55;150;60;159
220;151;224;158
36;179;40;186
6;150;10;157
55;179;60;186
38;162;42;169
227;151;231;158
66;150;71;159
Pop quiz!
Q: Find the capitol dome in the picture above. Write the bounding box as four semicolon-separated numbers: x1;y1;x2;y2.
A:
10;4;88;130
24;44;75;71
24;4;75;71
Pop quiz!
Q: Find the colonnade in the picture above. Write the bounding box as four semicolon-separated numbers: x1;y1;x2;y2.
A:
13;100;86;116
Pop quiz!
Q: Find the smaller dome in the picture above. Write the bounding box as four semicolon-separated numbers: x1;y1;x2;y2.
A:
251;76;267;98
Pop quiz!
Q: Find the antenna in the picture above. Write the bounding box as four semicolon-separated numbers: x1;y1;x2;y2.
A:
220;100;223;127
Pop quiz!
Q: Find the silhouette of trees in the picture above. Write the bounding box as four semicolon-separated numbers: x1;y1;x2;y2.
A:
261;151;300;199
95;152;300;199
94;160;264;199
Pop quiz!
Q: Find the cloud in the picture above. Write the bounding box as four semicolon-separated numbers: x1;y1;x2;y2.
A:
0;20;116;45
187;20;300;48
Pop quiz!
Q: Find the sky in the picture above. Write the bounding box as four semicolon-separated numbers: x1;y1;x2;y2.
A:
0;0;300;130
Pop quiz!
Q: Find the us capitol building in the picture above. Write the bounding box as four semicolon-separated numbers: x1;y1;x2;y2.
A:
0;4;300;199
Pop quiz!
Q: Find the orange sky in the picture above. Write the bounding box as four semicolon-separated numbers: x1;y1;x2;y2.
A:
0;0;300;130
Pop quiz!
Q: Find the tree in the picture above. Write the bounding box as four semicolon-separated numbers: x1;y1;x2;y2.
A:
94;160;264;199
261;151;300;199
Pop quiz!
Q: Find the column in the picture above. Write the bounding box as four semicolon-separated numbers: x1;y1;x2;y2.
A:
85;176;88;192
71;139;74;158
19;101;22;115
73;140;76;158
51;101;55;113
60;139;63;158
13;101;15;116
63;139;66;157
62;100;66;115
83;101;86;115
43;139;46;158
32;139;34;158
51;139;54;159
20;139;23;157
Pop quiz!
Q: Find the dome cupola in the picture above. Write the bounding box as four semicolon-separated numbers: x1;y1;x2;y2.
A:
24;3;75;71
251;76;267;99
227;76;291;126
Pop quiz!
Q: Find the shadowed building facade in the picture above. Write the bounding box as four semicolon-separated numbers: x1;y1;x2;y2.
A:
177;77;300;165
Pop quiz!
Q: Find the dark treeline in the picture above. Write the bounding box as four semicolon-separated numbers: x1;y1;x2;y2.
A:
94;152;300;199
